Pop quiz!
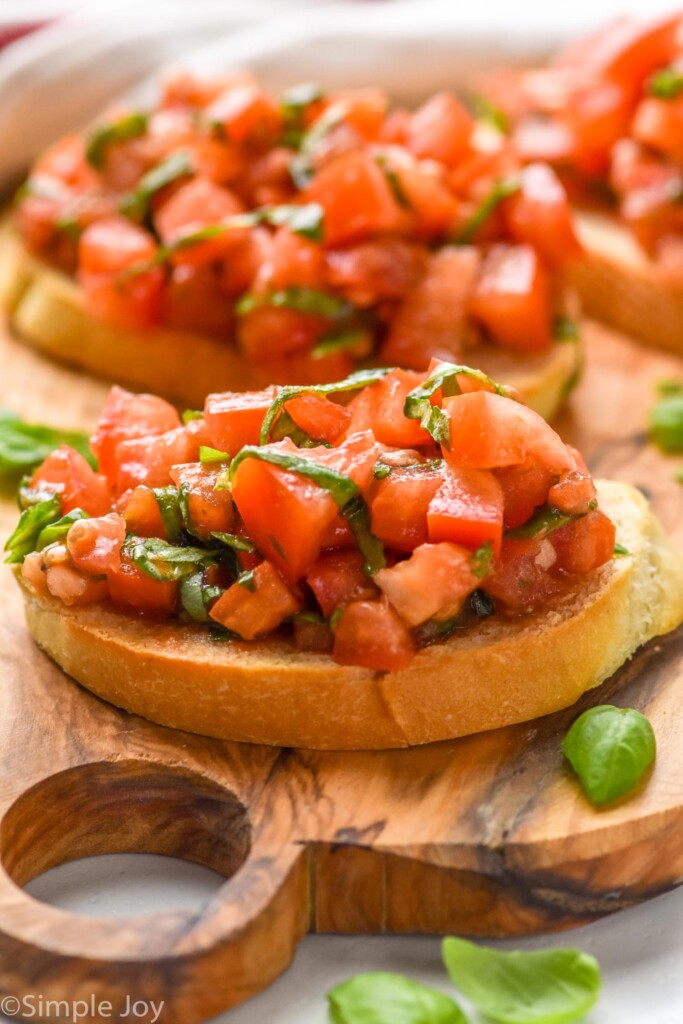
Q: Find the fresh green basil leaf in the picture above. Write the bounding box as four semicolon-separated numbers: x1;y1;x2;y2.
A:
263;202;324;241
553;315;580;342
650;394;683;453
153;486;183;543
4;495;61;563
455;177;520;244
180;570;224;622
281;82;325;148
613;542;630;557
471;541;494;579
648;67;683;100
0;411;95;474
260;367;392;445
472;95;509;133
403;363;511;446
342;494;386;576
199;446;231;463
328;972;466;1024
237;568;256;591
312;328;371;360
289;102;347;188
85;112;148;169
181;409;204;424
236;285;351;319
563;705;656;806
36;508;89;551
123;536;220;582
211;531;256;553
373;462;392;479
229;446;359;507
120;150;192;220
505;505;576;540
442;937;601;1024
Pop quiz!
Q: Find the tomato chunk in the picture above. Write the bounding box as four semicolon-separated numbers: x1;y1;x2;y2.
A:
79;217;163;330
204;387;277;454
207;84;282;145
427;465;504;556
118;485;167;538
284;392;352;444
31;446;110;517
271;227;326;290
344;369;431;448
115;426;199;494
495;460;556;529
306;550;377;618
170;462;234;539
43;545;109;606
209;561;300;639
332;599;416;671
485;536;564;613
108;555;179;614
306;151;404;247
155;176;245;264
376;542;478;627
551;509;616;574
370;465;442;552
468;243;550;353
66;513;126;575
503;163;582;268
407;93;473;166
90;386;181;486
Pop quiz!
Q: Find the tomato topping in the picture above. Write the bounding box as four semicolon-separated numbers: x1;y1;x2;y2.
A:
209;561;301;639
407;93;473;166
119;485;167;538
306;550;377;618
31;446;110;517
90;386;181;485
468;243;550;353
169;463;234;539
548;469;597;515
632;97;683;165
155;176;245;264
376;542;478;627
427;465;504;556
44;547;109;606
115;426;199;494
204;387;277;453
306;151;405;246
495;461;557;529
108;555;179;614
79;217;163;330
162;263;234;336
237;307;326;362
283;392;352;444
324;238;425;306
485;536;565;613
503;163;583;268
67;513;126;575
551;510;616;574
393;164;459;239
344;369;432;448
370;464;442;552
271;228;326;290
332;599;416;671
207;85;282;145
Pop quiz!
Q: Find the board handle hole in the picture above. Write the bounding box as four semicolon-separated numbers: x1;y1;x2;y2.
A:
1;759;252;889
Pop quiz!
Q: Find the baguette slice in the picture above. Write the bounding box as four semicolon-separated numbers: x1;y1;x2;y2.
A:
16;481;683;750
0;228;580;417
571;210;683;355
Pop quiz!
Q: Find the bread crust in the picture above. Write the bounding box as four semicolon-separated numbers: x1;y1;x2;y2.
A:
572;211;683;355
16;481;683;750
0;227;580;416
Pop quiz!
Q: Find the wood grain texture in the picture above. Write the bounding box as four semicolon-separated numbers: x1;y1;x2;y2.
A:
0;317;682;1021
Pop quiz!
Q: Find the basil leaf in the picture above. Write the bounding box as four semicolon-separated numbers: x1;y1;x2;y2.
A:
613;542;630;557
229;446;359;507
649;394;683;453
656;378;683;397
455;177;520;245
85;112;148;169
505;505;575;540
562;705;656;806
442;937;601;1024
36;508;89;551
289;102;347;189
328;972;466;1024
403;363;511;446
260;367;392;444
211;531;256;553
341;494;386;576
472;95;509;134
281;82;325;148
373;463;392;479
199;446;231;463
649;67;683;100
182;409;203;424
4;496;61;563
120;150;192;220
180;570;224;622
553;315;580;342
123;536;220;582
312;328;371;359
0;411;95;474
236;285;351;319
471;540;494;579
153;486;183;543
262;202;324;241
237;568;256;591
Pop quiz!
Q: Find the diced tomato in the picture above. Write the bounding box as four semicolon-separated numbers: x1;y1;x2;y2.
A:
79;216;156;275
444;392;572;472
161;69;255;110
375;541;478;626
265;348;355;387
319;514;355;550
468;243;551;353
162;263;233;336
220;226;272;295
108;555;179;614
31;446;111;517
564;81;634;176
344;369;432;448
79;217;163;330
170;462;234;539
407;93;473;166
245;147;296;207
270;227;326;290
551;509;616;574
188;135;246;186
209;560;301;639
332;599;416;671
325;238;425;306
393;164;459;239
21;551;48;597
327;88;388;141
306;549;377;617
119;485;167;538
66;512;126;575
585;13;682;90
237;307;327;362
43;547;109;606
35;134;98;191
548;469;597;515
485;536;565;613
370;464;442;552
512;117;575;166
294;431;381;491
503;163;582;267
207;84;282;145
379;108;411;145
154;176;245;264
283;392;352;444
293;617;333;653
80;263;164;331
381;246;481;369
427;465;504;556
90;386;181;486
632;96;683;165
306;151;405;247
115;426;199;494
494;460;556;529
204;387;277;453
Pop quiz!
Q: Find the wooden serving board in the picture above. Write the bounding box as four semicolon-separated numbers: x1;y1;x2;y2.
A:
1;320;683;1023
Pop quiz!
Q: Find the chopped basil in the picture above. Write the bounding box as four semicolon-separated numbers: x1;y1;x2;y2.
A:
328;972;466;1024
471;540;494;579
260;202;324;241
373;463;392;479
4;495;61;563
614;542;630;557
656;377;683;397
289;102;347;189
442;937;601;1024
0;410;95;474
237;568;256;591
211;531;256;553
342;494;386;575
563;705;656;806
403;363;512;447
179;570;224;622
236;285;351;319
553;315;580;341
311;328;371;360
35;508;89;551
181;409;203;424
120;150;192;220
199;446;231;463
293;609;327;626
123;536;220;582
268;410;315;448
153;486;183;543
469;589;495;618
260;367;392;444
649;394;683;453
472;95;509;134
85;112;148;169
281;82;325;148
648;67;683;100
455;176;521;245
505;505;575;540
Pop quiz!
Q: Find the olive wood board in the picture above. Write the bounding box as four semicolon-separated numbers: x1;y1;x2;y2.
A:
0;318;682;1024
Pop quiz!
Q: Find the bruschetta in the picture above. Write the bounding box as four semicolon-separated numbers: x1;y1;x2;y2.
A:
1;71;582;416
7;363;683;749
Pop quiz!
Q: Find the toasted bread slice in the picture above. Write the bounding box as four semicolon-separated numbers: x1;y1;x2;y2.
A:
571;210;683;355
0;227;581;416
16;481;683;750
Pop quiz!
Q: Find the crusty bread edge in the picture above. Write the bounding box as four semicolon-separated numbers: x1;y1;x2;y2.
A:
16;480;683;750
0;226;580;417
572;211;683;356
